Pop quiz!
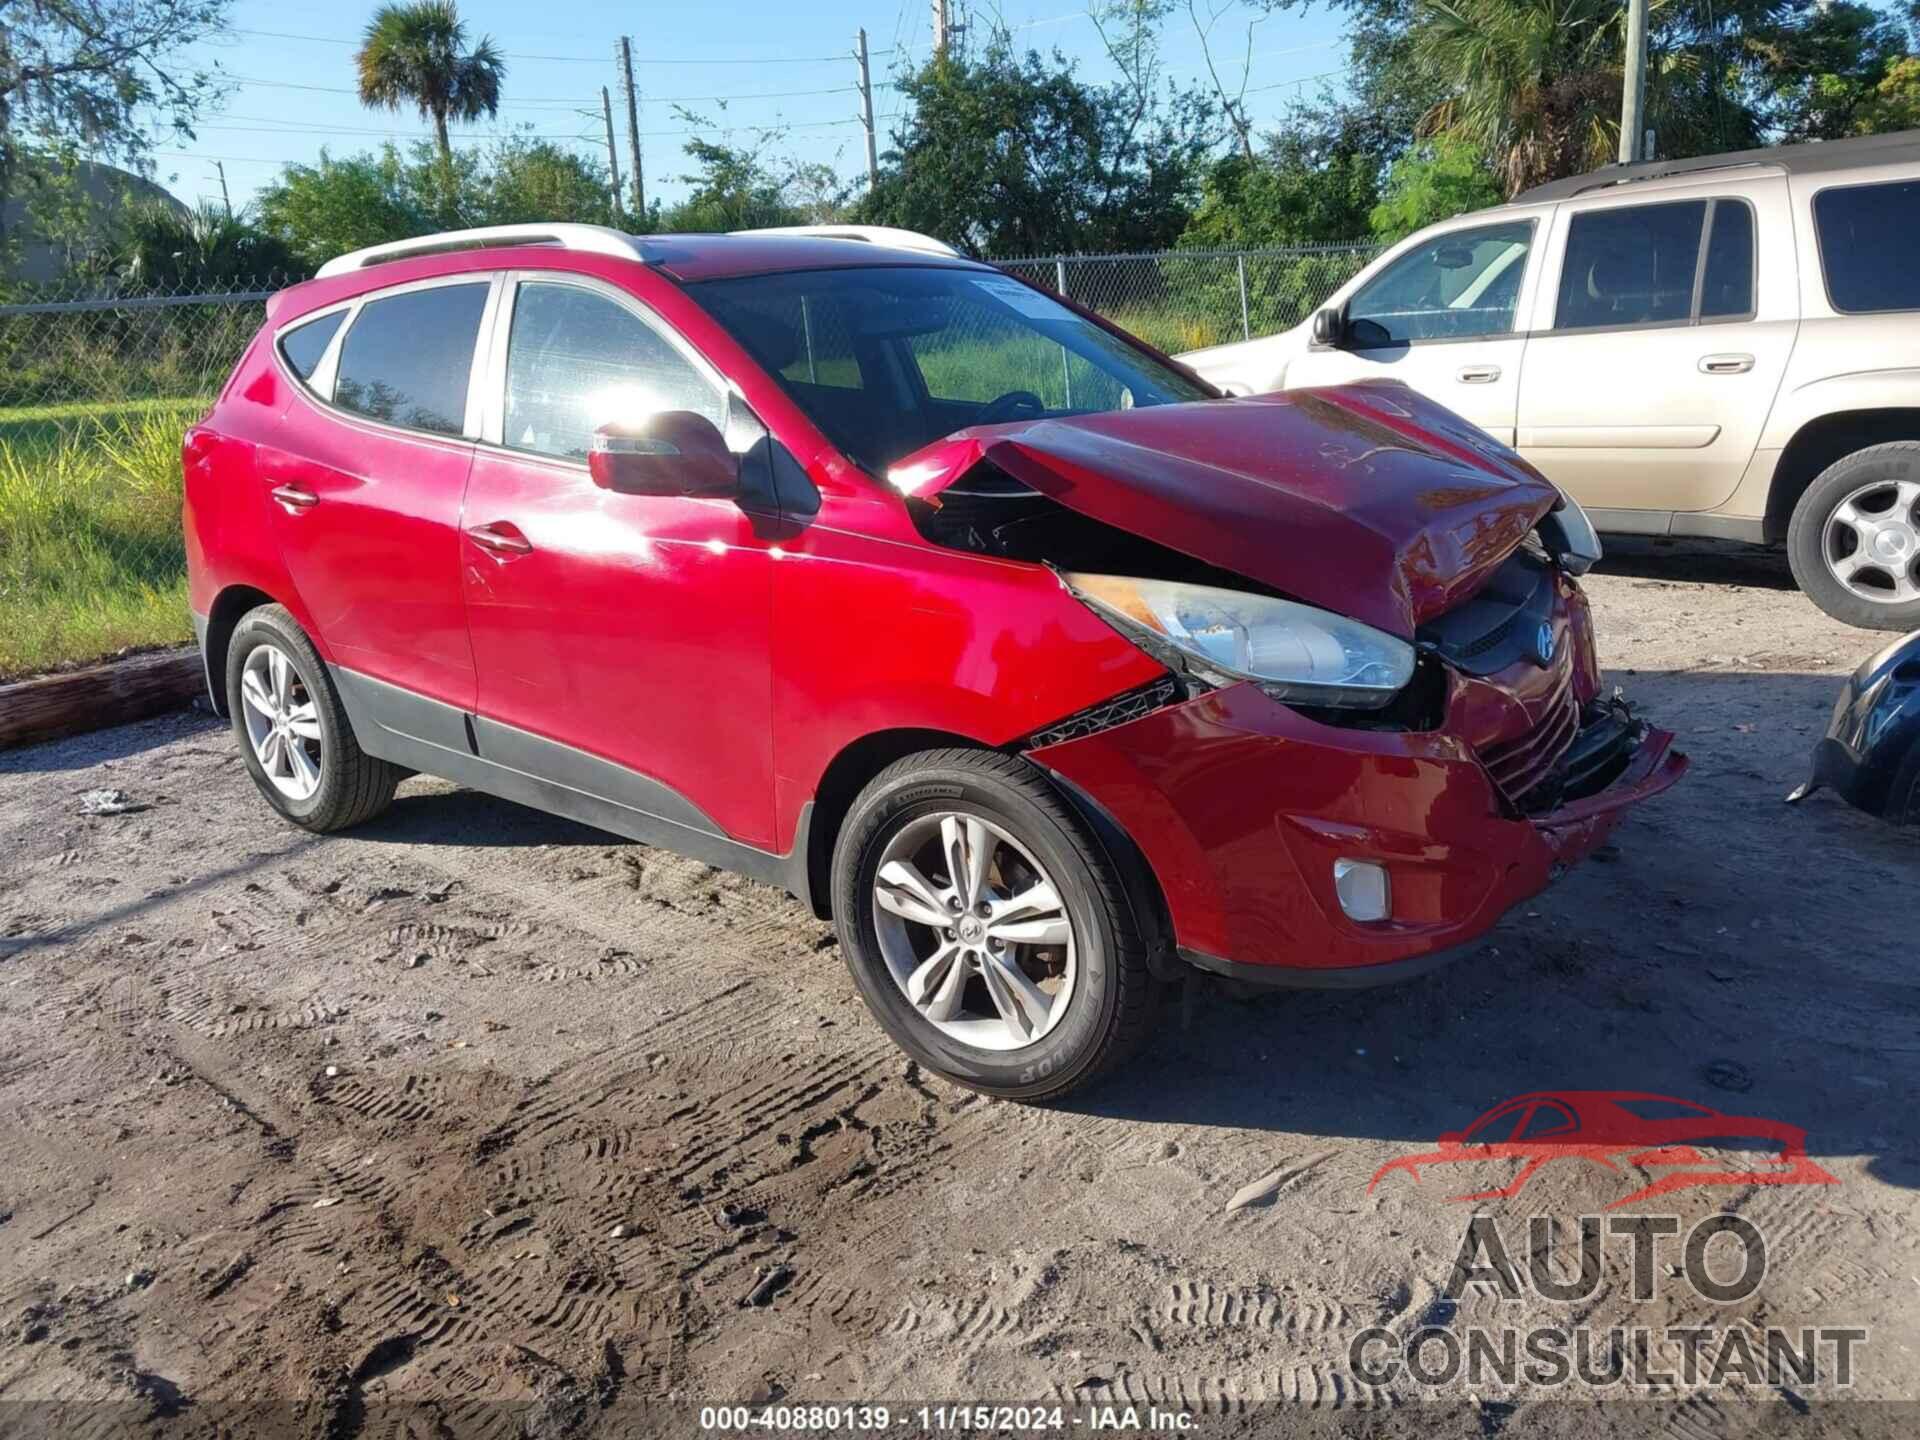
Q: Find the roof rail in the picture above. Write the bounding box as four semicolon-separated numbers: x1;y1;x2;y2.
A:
315;223;650;279
1512;128;1920;203
730;224;962;258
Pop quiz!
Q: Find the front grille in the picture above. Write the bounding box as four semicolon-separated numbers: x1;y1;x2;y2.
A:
1479;668;1581;808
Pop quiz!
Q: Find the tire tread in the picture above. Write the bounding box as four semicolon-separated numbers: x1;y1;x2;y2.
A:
228;605;401;833
837;747;1160;1101
1786;441;1920;631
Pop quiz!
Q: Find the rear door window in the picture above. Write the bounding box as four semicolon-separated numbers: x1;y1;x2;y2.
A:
1814;179;1920;314
1556;201;1706;329
333;282;490;436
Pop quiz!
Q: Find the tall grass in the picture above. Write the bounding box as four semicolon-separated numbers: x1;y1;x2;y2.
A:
0;405;199;680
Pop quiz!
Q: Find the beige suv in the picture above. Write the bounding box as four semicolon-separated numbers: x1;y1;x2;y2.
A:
1183;130;1920;630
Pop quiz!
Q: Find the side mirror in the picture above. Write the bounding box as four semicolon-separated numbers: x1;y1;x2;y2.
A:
589;411;736;498
1310;306;1346;348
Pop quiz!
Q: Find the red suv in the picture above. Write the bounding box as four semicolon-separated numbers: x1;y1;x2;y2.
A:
184;224;1685;1099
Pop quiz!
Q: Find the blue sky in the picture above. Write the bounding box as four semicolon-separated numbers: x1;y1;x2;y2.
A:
156;0;1352;213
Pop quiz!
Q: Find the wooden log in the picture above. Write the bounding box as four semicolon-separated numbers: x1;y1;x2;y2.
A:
0;647;205;751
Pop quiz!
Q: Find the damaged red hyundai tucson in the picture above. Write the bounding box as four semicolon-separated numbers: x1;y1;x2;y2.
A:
184;224;1687;1099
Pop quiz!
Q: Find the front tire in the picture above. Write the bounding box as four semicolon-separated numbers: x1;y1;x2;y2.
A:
830;749;1159;1101
226;605;401;833
1787;443;1920;630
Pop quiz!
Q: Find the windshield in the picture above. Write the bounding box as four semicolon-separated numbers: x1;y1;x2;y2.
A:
685;265;1213;474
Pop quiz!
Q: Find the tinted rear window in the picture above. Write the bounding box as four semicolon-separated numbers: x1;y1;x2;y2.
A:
1556;201;1705;329
1815;180;1920;313
334;283;489;435
278;310;345;380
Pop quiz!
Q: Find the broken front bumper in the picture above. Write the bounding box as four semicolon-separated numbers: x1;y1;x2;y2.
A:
1029;681;1686;987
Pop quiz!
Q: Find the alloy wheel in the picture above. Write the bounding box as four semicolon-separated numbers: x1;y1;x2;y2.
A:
871;812;1077;1051
1824;477;1920;605
239;643;324;802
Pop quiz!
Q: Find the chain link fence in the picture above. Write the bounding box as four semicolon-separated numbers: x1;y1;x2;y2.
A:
998;243;1379;355
0;245;1377;680
0;284;275;680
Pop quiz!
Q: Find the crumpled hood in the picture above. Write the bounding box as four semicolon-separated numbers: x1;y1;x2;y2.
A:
888;381;1562;639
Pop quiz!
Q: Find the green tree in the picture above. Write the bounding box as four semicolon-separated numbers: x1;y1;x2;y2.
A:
655;124;809;233
354;0;505;181
1752;1;1914;141
855;34;1214;256
0;0;232;259
1368;136;1504;240
1179;115;1383;248
114;199;300;289
475;139;617;227
255;147;425;270
255;136;616;270
1859;54;1920;132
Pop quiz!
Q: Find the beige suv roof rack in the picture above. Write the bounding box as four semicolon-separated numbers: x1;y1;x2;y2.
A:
316;224;651;279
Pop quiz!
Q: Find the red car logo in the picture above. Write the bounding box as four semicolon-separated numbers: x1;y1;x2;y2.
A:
1369;1091;1839;1209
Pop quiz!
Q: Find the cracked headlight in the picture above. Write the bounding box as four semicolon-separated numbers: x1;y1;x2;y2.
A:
1065;572;1416;710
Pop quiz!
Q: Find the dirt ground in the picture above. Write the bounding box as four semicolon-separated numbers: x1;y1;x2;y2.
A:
1;538;1916;1438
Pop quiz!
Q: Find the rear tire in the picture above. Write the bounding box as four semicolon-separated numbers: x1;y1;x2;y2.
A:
830;748;1160;1101
1786;443;1920;631
226;605;401;833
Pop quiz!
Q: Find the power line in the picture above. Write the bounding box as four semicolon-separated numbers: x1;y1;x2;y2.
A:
154;114;910;167
222;28;858;64
215;71;873;105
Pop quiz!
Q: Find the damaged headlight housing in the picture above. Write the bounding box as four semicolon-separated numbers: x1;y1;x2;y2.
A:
1065;573;1416;709
1540;492;1603;576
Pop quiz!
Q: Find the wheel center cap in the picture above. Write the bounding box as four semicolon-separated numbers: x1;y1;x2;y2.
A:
1872;525;1914;561
958;916;984;943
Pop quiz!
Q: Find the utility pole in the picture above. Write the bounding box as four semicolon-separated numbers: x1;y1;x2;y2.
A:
214;160;232;218
1619;0;1648;164
620;37;646;222
856;28;878;193
932;0;950;59
601;86;625;223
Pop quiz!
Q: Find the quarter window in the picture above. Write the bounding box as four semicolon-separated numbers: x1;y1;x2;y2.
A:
278;310;345;381
333;283;489;436
1344;222;1534;346
1814;179;1920;314
503;282;723;461
1699;202;1755;319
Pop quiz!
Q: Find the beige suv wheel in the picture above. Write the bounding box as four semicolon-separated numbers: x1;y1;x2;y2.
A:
1788;443;1920;632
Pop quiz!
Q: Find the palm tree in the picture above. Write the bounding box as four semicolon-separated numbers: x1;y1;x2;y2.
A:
355;0;506;174
1410;0;1754;197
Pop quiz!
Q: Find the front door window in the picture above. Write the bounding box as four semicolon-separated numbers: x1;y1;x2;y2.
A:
1345;222;1534;347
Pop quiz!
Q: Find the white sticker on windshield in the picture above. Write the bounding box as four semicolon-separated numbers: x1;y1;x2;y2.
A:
972;276;1069;321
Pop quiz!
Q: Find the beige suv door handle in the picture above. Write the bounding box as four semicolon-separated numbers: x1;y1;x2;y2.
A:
1698;353;1755;375
1456;364;1502;384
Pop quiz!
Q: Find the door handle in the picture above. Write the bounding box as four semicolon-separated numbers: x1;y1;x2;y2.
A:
466;522;532;557
1698;353;1755;375
1456;364;1502;384
270;484;318;510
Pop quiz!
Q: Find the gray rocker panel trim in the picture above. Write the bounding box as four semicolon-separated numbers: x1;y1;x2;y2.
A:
329;664;813;905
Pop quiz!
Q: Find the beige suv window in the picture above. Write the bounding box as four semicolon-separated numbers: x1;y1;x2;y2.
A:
1345;221;1533;347
1554;199;1754;331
